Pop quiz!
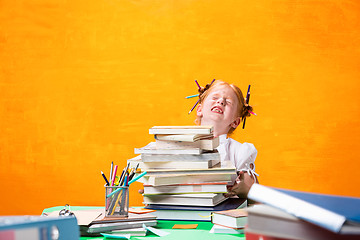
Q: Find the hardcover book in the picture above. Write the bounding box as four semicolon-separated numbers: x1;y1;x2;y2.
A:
143;182;228;195
211;208;248;229
128;155;220;170
145;198;247;221
143;193;227;206
142;173;233;186
154;134;214;142
155;137;219;151
247;184;360;234
140;151;220;162
210;224;244;234
135;142;203;155
144;166;236;176
246;204;360;240
149;125;213;135
85;212;157;234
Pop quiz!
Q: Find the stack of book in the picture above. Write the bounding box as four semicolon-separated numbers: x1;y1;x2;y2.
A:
245;184;360;240
128;126;242;221
210;208;248;234
45;208;157;237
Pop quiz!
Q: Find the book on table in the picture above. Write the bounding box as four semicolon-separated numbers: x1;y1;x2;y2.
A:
154;133;214;142
247;184;360;235
109;227;147;236
246;204;360;240
143;193;227;206
155;137;219;151
141;172;233;186
211;208;248;229
149;125;213;135
143;182;228;195
86;219;157;234
139;151;221;162
127;155;220;170
84;212;157;234
145;197;247;221
144;165;236;176
135;142;206;155
210;224;245;234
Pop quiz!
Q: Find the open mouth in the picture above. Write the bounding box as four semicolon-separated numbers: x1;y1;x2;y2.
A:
211;106;223;114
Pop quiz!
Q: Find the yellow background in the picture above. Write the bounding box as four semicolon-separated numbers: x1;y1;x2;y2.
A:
1;0;359;215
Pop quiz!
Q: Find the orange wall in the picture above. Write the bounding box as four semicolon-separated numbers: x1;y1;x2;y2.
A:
1;0;360;215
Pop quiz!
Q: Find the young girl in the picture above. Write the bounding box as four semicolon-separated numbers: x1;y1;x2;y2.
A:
194;80;258;198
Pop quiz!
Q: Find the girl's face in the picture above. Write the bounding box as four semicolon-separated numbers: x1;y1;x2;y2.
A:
197;84;241;131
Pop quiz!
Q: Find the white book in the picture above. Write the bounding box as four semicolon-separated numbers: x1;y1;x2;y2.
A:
154;134;214;142
87;220;157;233
209;224;244;234
211;208;248;229
128;156;220;170
149;126;213;135
143;182;228;195
110;227;147;236
155;137;219;151
144;166;236;176
142;173;233;186
143;193;227;206
141;151;220;162
135;142;202;155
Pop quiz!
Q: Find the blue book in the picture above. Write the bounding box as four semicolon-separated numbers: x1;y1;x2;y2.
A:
247;184;360;234
145;198;247;221
0;216;79;240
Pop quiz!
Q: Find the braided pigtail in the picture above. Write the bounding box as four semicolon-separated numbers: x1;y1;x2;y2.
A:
198;81;215;98
241;103;253;119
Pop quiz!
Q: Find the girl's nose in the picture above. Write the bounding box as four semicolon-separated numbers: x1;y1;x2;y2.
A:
217;97;225;105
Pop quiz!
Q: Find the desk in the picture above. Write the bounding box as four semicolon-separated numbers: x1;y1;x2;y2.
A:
43;206;245;240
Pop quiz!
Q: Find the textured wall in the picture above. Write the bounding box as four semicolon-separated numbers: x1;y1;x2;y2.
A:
1;0;360;215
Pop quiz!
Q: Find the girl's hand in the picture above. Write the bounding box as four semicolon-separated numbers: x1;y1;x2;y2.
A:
224;171;256;198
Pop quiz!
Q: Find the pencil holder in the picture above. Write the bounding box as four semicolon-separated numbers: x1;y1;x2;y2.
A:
105;186;129;218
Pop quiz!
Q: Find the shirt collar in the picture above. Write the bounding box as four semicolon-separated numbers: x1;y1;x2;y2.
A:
218;134;229;144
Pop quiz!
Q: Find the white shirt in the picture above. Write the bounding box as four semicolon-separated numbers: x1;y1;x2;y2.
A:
216;134;258;181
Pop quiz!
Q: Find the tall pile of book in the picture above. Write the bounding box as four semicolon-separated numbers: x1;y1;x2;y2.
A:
128;126;245;221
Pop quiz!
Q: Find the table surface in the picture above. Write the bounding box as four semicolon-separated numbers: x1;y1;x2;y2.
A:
43;206;245;240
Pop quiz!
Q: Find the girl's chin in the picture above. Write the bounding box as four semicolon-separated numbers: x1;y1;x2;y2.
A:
202;117;223;125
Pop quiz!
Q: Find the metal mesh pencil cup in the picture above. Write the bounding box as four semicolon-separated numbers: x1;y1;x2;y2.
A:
105;185;129;218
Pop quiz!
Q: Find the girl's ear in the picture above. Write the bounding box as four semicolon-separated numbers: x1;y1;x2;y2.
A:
196;104;203;117
230;117;241;129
